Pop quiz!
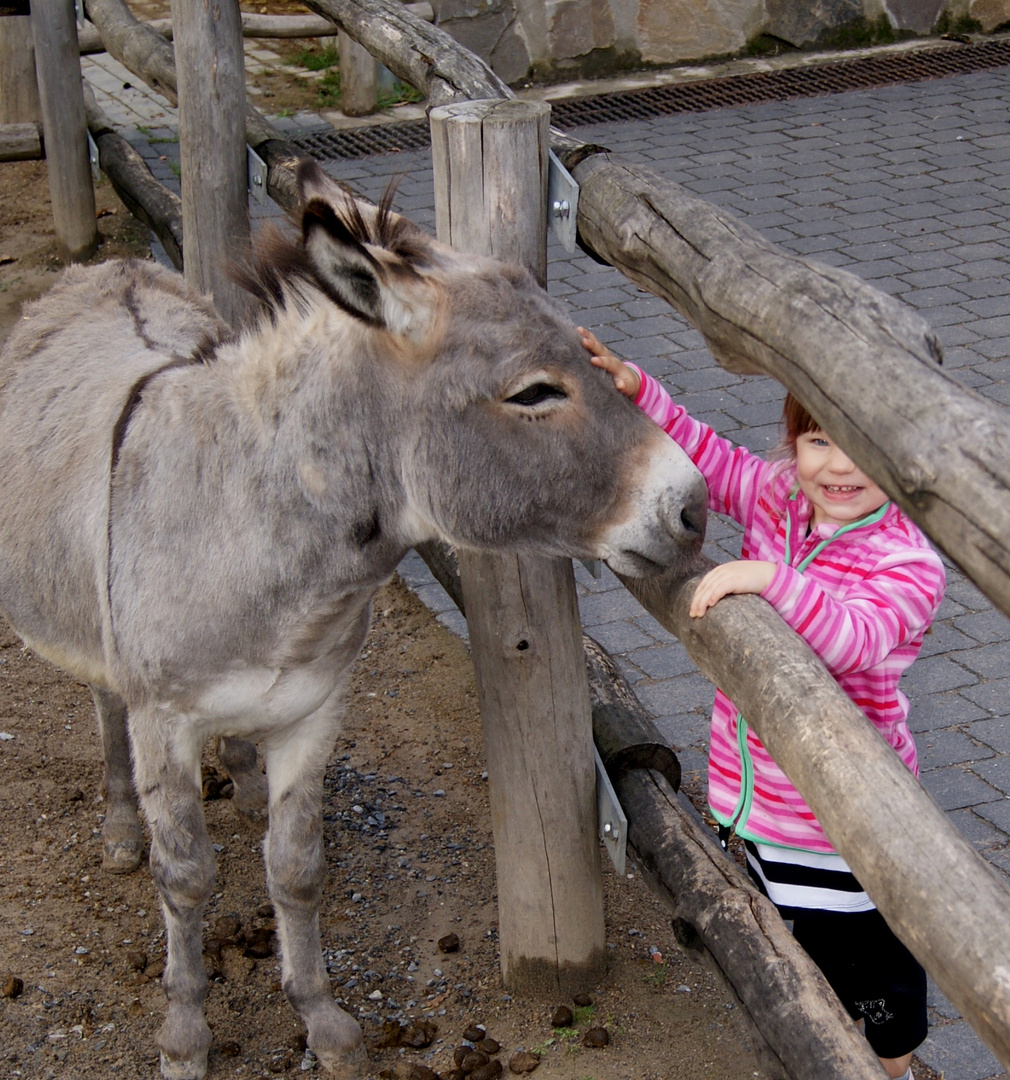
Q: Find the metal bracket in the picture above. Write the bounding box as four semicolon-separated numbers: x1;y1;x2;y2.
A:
74;0;86;28
87;131;100;181
580;558;603;579
594;746;628;877
247;145;268;205
547;149;579;253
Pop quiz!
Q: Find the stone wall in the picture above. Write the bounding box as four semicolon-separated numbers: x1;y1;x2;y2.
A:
424;0;1010;84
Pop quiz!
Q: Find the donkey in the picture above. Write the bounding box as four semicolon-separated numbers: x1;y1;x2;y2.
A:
0;159;706;1080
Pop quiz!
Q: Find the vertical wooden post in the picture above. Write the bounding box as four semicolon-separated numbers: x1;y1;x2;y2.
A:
30;0;98;262
338;29;377;116
169;0;252;327
430;99;606;996
0;9;42;125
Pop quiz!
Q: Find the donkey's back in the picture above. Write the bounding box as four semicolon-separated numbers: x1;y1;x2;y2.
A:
0;259;225;684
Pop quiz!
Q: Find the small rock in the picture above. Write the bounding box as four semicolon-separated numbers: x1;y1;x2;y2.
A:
582;1027;609;1048
572;993;592;1008
375;1021;404;1049
550;1005;572;1028
478;1038;499;1055
244;926;275;959
462;1024;485;1043
437;932;460;953
2;975;24;999
145;958;166;980
392;1064;439;1080
461;1049;488;1072
507;1051;540;1075
399;1019;438;1048
125;951;148;972
213;914;243;944
470;1062;502;1080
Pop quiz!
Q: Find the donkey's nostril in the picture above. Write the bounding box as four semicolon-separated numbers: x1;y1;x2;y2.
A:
680;488;707;538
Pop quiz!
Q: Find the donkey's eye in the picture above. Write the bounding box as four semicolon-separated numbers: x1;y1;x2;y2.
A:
506;383;567;407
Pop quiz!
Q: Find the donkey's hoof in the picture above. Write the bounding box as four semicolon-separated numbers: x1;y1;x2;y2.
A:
101;821;144;874
159;1048;209;1080
314;1041;367;1078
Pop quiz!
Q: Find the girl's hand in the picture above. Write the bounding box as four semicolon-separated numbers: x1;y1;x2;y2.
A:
689;561;776;618
577;326;642;400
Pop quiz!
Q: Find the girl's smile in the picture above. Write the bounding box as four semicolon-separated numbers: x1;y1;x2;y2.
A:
794;431;888;528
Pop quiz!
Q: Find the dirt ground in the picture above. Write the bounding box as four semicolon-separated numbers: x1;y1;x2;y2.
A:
0;19;945;1078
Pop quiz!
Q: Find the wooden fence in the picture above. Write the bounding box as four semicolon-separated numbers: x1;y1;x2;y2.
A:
9;2;1010;1076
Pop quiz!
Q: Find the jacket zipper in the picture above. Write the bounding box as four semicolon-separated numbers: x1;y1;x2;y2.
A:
719;497;891;841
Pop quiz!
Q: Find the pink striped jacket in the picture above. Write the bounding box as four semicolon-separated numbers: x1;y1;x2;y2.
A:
633;368;946;853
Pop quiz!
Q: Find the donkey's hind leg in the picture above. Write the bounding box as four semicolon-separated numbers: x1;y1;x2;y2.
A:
217;736;268;823
90;686;144;873
264;709;365;1077
131;709;215;1080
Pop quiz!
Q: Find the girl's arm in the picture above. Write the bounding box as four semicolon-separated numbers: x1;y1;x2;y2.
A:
579;327;771;526
690;550;944;674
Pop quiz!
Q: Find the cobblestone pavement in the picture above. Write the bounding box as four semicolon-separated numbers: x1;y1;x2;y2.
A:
81;41;1010;1080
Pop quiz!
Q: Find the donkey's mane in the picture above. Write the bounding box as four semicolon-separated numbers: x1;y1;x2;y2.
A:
233;176;433;323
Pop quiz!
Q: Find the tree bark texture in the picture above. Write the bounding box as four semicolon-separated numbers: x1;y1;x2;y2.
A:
31;0;98;261
303;0;511;108
82;82;183;268
431;99;606;994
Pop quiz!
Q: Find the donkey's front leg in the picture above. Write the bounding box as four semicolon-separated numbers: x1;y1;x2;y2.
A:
131;711;216;1080
265;712;365;1077
90;686;144;873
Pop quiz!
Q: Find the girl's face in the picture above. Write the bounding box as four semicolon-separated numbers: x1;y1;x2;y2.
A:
795;430;888;528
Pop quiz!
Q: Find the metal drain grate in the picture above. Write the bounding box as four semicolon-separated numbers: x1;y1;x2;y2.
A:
292;37;1010;161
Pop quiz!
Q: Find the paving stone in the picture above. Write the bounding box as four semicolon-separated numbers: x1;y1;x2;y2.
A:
907;692;990;734
947;808;1007;851
970;755;1010;793
899;654;978;695
919;766;1003;812
917;728;992;771
628;644;696;680
919;1021;1006;1080
965;718;1010;754
961;680;1010;715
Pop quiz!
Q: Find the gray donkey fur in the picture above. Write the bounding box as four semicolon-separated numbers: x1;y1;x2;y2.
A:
0;160;706;1080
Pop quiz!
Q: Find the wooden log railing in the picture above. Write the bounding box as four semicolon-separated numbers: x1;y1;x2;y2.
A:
67;3;1010;1071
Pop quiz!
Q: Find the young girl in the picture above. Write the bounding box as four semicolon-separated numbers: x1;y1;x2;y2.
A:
579;328;945;1080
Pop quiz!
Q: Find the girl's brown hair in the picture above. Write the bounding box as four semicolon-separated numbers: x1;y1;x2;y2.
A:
776;392;821;459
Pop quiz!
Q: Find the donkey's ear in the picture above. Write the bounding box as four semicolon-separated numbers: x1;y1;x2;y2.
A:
302;198;384;325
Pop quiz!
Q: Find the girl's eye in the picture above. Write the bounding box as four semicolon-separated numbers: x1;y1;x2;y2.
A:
506;383;567;407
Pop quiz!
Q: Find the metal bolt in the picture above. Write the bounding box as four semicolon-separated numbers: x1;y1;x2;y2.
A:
552;199;570;220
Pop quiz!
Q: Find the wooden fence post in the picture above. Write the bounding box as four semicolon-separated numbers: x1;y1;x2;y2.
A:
338;29;377;116
0;8;41;125
169;0;252;327
30;0;98;262
430;99;606;996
